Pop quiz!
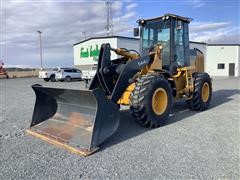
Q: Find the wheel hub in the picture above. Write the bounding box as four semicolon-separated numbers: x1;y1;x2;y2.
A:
201;82;210;102
152;88;168;115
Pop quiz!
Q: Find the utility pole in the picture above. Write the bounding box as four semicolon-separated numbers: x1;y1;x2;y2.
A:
105;0;113;36
37;30;43;69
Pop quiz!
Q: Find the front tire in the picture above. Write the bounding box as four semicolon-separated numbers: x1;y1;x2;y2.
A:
44;78;49;82
187;73;212;111
130;74;173;128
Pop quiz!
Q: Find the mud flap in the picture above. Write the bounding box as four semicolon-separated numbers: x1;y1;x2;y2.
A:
27;84;120;156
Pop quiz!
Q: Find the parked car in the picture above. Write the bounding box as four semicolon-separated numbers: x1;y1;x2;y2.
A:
55;68;82;82
38;68;59;82
82;66;97;80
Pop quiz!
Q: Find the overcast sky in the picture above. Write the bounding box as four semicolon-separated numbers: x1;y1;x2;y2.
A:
0;0;239;68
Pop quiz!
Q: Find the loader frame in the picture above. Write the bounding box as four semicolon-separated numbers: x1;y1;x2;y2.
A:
27;13;211;157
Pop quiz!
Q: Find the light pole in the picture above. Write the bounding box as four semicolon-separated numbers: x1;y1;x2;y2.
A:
82;31;86;40
37;30;43;69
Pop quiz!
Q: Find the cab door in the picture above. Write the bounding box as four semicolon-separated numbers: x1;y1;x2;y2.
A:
173;20;190;66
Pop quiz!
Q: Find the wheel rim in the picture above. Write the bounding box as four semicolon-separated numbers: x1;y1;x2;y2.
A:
152;88;168;115
201;82;210;102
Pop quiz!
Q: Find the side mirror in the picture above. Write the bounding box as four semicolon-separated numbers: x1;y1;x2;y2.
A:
133;27;139;37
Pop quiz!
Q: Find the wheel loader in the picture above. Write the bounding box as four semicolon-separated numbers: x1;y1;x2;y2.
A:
27;14;212;156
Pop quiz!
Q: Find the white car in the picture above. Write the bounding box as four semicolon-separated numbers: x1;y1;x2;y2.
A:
55;68;82;82
82;66;97;80
38;68;59;82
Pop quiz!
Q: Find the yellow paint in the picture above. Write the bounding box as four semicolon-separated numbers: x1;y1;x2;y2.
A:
201;82;210;102
26;129;98;157
149;50;162;71
172;67;195;99
117;83;135;105
115;48;140;60
151;88;168;115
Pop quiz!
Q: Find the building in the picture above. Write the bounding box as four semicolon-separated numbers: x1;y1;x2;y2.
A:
206;44;240;77
73;36;240;77
73;36;139;70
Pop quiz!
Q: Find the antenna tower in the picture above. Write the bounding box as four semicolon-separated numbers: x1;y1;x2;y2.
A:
105;0;113;36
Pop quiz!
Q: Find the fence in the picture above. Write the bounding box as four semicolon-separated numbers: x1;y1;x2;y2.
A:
7;70;39;78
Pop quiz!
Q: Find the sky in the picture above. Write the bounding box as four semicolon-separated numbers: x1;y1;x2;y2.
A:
0;0;239;68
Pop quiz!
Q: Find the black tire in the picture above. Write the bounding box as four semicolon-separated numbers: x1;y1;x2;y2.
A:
50;75;56;82
130;74;173;128
65;76;71;82
187;73;212;111
44;78;49;82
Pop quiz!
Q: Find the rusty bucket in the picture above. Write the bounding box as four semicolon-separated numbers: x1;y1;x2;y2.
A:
27;84;120;156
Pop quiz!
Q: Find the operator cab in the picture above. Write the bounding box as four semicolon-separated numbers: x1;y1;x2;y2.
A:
134;14;192;71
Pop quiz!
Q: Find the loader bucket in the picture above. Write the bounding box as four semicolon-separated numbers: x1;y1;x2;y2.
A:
27;84;120;156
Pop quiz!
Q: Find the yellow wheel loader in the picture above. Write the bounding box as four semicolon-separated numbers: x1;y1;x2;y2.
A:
27;14;212;156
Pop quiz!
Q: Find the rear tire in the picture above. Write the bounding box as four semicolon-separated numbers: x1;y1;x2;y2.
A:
130;74;173;128
44;78;49;82
65;76;71;82
187;73;212;111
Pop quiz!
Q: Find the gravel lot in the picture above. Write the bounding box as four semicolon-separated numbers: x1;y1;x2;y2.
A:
0;77;239;179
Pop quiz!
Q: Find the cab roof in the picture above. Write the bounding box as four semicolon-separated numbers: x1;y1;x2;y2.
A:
138;13;193;23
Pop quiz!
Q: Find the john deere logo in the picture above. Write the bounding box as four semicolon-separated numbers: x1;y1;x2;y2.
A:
80;44;100;61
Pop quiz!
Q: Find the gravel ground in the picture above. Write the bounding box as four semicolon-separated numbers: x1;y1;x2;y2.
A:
0;77;239;179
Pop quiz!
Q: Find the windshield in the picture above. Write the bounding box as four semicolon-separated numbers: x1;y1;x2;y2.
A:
141;19;171;66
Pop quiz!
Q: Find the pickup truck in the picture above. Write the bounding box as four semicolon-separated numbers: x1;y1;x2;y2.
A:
81;66;97;80
38;68;59;82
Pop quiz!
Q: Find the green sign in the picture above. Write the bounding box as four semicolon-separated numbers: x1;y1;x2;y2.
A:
80;44;100;61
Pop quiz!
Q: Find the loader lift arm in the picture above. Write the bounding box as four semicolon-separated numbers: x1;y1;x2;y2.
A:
90;43;154;103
